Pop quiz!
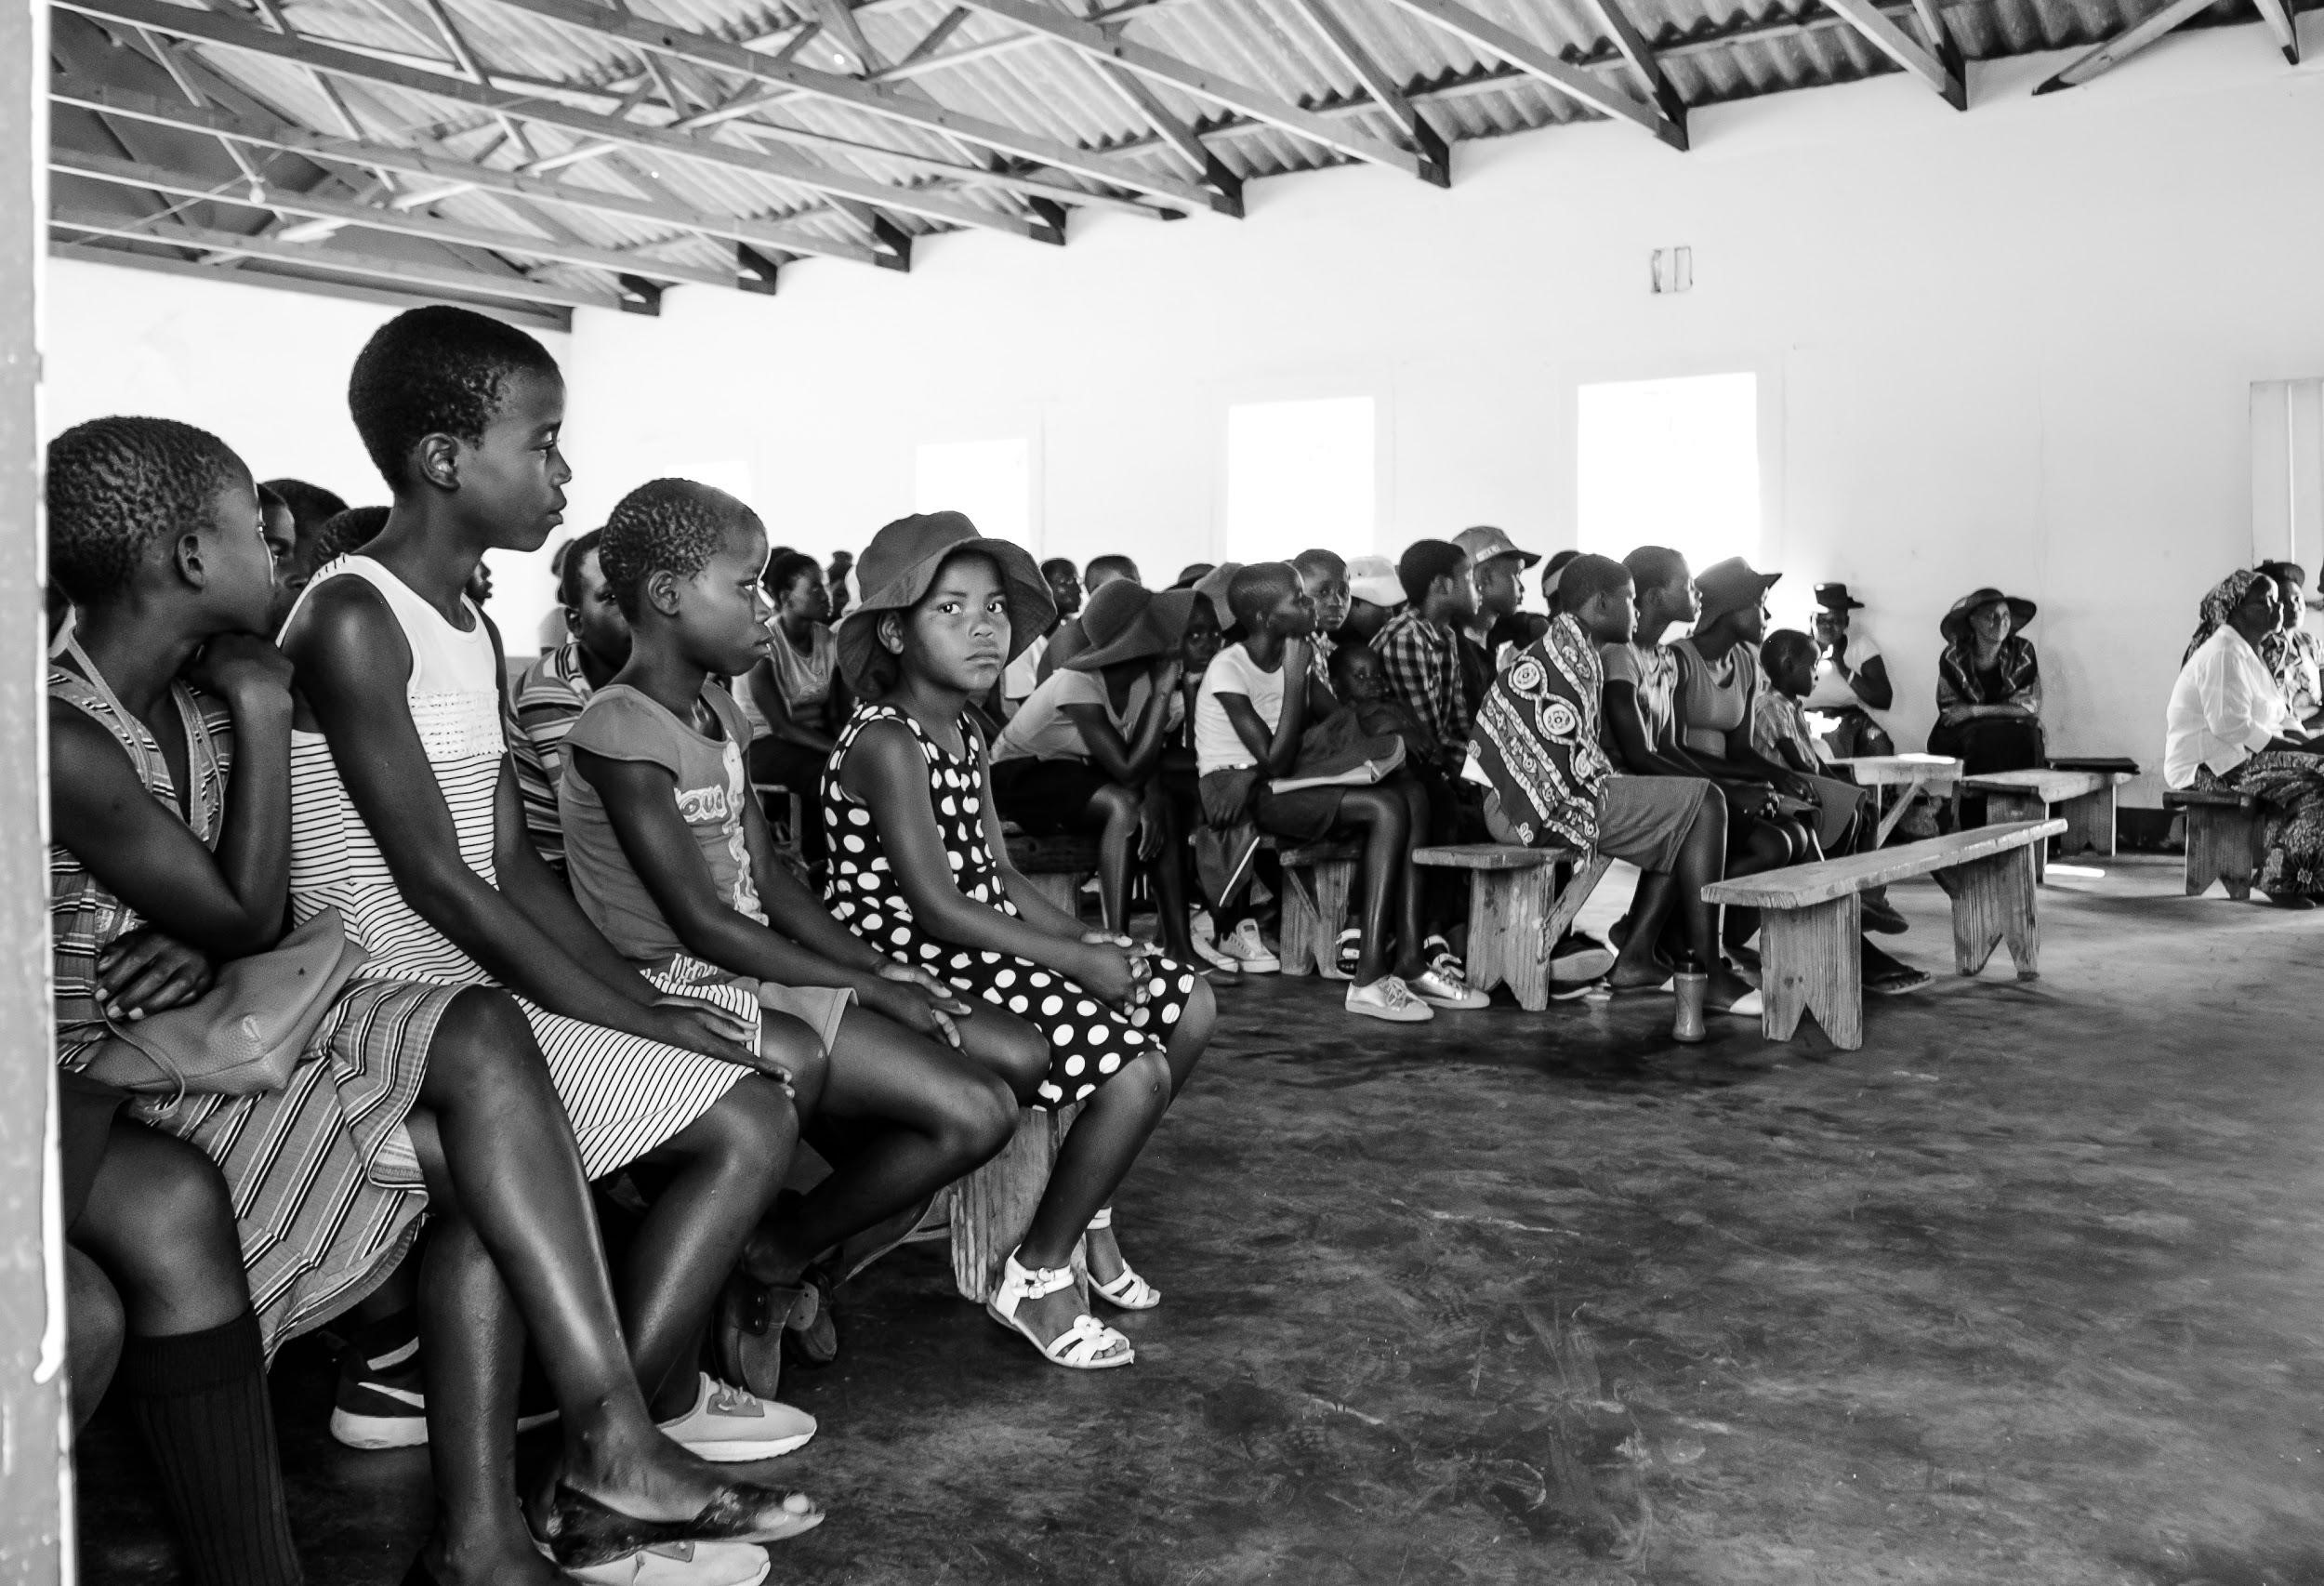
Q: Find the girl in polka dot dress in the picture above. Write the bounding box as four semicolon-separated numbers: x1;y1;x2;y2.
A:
826;512;1216;1371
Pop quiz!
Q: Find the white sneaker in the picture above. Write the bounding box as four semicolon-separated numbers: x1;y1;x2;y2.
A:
1189;932;1240;974
565;1541;773;1586
1218;919;1280;973
656;1373;816;1462
1406;969;1488;1010
1345;975;1433;1023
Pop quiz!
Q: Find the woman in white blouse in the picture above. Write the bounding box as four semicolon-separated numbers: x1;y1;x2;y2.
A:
2166;568;2324;906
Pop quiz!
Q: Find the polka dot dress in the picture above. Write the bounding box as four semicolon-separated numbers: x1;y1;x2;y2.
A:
824;703;1198;1107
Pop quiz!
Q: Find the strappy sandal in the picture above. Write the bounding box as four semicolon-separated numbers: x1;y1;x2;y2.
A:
1084;1207;1160;1311
530;1480;822;1570
1325;929;1360;982
985;1249;1133;1370
775;1267;838;1368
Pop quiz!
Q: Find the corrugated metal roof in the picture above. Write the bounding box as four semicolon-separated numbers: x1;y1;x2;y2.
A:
45;0;2311;317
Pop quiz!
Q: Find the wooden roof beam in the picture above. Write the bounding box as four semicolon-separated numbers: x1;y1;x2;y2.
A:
51;78;892;268
959;0;1440;183
1282;0;1450;178
59;0;1055;244
1375;0;1684;148
52;235;573;328
2253;0;2302;62
1816;0;1965;108
2032;0;2215;92
1578;0;1687;139
1089;61;1240;216
466;0;1227;215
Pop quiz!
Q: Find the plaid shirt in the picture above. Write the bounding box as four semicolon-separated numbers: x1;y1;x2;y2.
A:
1372;607;1470;762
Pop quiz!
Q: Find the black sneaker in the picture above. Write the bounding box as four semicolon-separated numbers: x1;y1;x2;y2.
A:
1860;889;1909;935
330;1313;559;1450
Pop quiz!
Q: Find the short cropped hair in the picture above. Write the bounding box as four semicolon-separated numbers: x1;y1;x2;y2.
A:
1087;554;1138;585
599;478;761;620
763;549;823;601
1623;546;1689;595
1763;628;1818;674
1292;548;1347;580
557;528;604;608
313;506;390;564
1396;539;1466;606
1040;557;1077;581
348;305;561;488
261;478;348;536
257;483;286;516
1553;553;1631;615
1227;562;1299;631
47;416;247;605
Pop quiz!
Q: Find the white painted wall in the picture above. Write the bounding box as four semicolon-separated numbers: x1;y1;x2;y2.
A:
41;25;2324;802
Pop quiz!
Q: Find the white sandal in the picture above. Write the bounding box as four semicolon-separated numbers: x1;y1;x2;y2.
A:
1323;928;1360;983
985;1250;1134;1369
1084;1207;1160;1311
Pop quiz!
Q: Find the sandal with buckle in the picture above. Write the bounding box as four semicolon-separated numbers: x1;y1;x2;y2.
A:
1084;1207;1159;1311
1325;928;1359;983
985;1249;1133;1369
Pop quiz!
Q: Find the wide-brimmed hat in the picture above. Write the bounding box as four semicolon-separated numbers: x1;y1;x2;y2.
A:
1815;582;1865;612
1694;557;1782;628
1066;580;1197;670
1453;525;1541;571
1346;555;1405;607
1941;588;2036;644
835;510;1054;689
1189;562;1244;624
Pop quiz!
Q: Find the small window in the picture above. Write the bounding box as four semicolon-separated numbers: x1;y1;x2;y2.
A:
1225;397;1375;567
2252;378;2324;573
916;439;1033;547
1577;373;1760;575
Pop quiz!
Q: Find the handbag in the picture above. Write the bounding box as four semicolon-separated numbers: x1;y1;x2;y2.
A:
81;907;370;1107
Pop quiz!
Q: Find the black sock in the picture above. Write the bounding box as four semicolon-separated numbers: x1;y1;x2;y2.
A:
119;1310;302;1586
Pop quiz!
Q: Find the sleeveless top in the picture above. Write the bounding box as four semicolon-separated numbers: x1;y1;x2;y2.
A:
46;638;232;1064
823;703;1019;960
284;555;504;985
739;621;837;741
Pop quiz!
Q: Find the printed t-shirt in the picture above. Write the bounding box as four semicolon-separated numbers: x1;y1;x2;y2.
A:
1194;641;1287;775
1599;640;1679;751
559;681;763;967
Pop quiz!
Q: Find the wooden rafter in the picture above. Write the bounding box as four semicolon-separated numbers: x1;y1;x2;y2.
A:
1374;0;1684;149
958;0;1439;183
2032;0;2218;92
51;78;891;267
1578;0;1686;137
1816;0;1965;108
1282;0;1450;178
1089;62;1240;216
59;0;1061;244
50;235;574;326
2251;0;2302;62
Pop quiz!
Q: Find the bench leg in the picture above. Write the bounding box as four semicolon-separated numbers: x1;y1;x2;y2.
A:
1948;849;2039;979
1983;790;2050;882
1021;870;1087;921
1464;866;1554;1011
951;1105;1087;1305
1759;895;1863;1051
2059;788;2114;858
2185;809;2257;900
1279;866;1321;976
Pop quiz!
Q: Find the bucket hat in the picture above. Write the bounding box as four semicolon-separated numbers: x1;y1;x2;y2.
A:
1940;588;2036;645
1065;580;1198;671
835;510;1054;690
1693;557;1782;628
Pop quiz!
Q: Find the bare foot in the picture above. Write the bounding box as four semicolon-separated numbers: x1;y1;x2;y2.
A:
419;1527;565;1586
1706;967;1757;1011
554;1420;817;1534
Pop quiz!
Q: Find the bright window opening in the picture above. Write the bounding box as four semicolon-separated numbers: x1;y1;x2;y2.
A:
916;439;1033;548
1577;373;1761;575
1225;397;1375;567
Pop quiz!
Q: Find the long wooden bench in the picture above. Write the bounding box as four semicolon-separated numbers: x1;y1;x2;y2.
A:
1961;767;2132;881
2162;786;2260;900
1702;818;2064;1051
1006;833;1103;921
1412;844;1613;1011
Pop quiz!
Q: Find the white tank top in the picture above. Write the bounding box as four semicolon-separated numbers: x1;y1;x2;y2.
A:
284;555;505;985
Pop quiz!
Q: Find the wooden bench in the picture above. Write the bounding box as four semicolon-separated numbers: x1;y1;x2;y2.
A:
950;1104;1087;1305
1961;767;2133;881
1411;844;1613;1011
1268;838;1365;978
1006;833;1103;921
1702;818;2064;1051
1831;754;1962;844
2162;787;2261;900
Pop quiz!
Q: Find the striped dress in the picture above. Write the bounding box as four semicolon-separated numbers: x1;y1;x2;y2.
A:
284;556;749;1177
49;646;450;1358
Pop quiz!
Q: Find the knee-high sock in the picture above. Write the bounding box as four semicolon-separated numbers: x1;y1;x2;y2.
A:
119;1309;302;1586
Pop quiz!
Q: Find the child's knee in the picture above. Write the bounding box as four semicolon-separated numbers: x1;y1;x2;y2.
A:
980;1012;1050;1104
706;1076;800;1170
1116;1048;1174;1106
949;1071;1021;1160
759;1011;827;1098
432;988;546;1093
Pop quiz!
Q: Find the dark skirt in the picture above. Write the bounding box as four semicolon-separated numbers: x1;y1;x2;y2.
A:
992;756;1111;835
1926;716;2046;776
59;1069;126;1231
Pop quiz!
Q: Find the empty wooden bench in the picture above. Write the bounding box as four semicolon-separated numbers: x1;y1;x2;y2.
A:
2163;786;2260;900
1006;833;1103;920
1961;767;2133;881
1412;844;1613;1011
1268;838;1364;978
1702;818;2064;1051
950;1104;1087;1305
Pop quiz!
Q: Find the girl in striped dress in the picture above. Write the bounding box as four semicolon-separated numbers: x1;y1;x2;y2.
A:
46;416;814;1586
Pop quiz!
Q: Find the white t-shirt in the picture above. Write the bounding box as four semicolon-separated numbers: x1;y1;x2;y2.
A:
1805;628;1887;722
1195;642;1287;775
2165;626;2291;788
1002;633;1049;707
997;669;1154;763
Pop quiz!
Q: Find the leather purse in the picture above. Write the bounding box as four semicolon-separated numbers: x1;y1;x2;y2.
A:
82;907;370;1107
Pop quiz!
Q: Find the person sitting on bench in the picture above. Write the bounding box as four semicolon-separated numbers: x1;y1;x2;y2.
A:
2166;568;2324;908
1467;554;1757;1015
1756;628;1909;937
2255;561;2324;730
1806;583;1896;758
1928;588;2045;775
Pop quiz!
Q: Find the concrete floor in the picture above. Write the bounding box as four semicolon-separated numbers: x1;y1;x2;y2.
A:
76;855;2324;1584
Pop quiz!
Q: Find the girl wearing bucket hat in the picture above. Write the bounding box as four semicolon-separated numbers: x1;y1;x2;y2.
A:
993;580;1209;969
1928;588;2045;777
825;513;1217;1369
